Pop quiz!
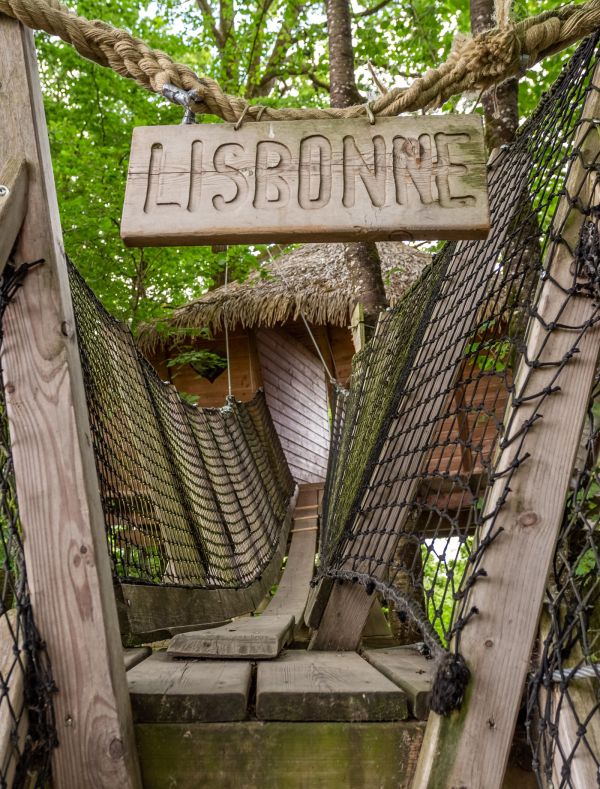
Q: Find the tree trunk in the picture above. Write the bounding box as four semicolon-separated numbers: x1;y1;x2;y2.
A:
326;0;387;336
471;0;518;150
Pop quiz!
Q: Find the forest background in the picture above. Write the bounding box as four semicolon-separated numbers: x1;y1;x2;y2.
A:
37;0;573;328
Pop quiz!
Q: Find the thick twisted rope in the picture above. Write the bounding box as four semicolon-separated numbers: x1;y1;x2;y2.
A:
1;0;600;121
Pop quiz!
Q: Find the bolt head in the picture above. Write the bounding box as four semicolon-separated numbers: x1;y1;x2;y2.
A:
0;185;9;198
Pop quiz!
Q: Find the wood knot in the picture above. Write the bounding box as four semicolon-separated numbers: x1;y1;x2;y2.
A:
517;511;538;528
109;738;124;760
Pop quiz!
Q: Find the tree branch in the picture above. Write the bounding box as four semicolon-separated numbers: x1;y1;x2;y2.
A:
354;0;393;18
195;0;225;48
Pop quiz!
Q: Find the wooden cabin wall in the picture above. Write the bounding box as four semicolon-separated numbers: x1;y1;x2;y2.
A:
280;321;355;386
256;328;330;484
149;331;262;408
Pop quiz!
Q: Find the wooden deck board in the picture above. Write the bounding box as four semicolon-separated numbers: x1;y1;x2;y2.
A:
362;646;434;720
124;647;152;671
127;651;251;722
135;721;425;789
256;650;408;721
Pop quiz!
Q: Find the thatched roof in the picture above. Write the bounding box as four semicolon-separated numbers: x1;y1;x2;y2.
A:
137;242;430;355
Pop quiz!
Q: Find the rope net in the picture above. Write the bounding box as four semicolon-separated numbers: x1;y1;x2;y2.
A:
69;262;294;593
0;267;56;787
318;31;600;737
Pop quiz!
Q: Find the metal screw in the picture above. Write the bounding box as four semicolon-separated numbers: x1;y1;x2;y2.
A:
0;185;8;198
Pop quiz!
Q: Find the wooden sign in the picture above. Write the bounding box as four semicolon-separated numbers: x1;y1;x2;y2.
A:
121;116;489;246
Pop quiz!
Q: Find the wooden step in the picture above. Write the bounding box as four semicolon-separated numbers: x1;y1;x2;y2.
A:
135;721;425;789
167;613;295;659
127;651;251;722
256;650;408;721
362;645;434;720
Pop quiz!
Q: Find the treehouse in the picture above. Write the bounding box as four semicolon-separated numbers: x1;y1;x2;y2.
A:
2;6;600;789
137;242;429;483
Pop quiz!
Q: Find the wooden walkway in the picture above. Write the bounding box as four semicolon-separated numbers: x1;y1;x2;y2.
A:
123;483;536;788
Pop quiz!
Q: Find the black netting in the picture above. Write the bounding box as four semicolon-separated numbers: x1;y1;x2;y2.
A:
0;265;56;787
318;31;600;739
68;263;295;591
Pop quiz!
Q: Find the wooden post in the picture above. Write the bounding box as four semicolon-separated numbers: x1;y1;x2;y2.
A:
0;16;141;787
0;158;28;270
412;64;600;789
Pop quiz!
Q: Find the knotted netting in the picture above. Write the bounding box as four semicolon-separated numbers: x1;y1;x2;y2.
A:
68;262;294;596
318;32;600;742
0;265;56;787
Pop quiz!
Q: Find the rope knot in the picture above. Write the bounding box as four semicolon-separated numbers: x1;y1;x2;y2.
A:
450;27;522;87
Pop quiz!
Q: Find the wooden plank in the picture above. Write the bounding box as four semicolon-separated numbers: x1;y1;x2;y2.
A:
124;647;152;671
0;15;141;787
256;650;408;721
362;646;433;720
121;116;489;246
168;614;295;659
0;158;28;271
413;64;600;789
311;147;530;650
168;489;317;658
135;721;425;789
128;651;251;722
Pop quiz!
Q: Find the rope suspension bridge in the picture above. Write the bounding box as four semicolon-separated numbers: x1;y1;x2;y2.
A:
1;2;600;788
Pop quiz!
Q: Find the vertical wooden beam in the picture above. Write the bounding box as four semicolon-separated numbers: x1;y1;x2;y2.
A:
413;64;600;789
0;158;28;271
0;16;141;787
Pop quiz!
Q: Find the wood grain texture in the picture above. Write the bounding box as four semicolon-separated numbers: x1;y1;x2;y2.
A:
257;329;330;483
0;16;141;787
121;116;489;245
413;65;600;789
362;646;433;720
135;721;425;789
256;650;408;721
128;651;251;723
0;157;28;271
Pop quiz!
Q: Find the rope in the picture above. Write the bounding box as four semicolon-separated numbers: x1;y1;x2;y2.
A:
1;0;600;122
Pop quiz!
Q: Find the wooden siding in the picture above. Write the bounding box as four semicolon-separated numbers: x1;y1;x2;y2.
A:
257;329;330;483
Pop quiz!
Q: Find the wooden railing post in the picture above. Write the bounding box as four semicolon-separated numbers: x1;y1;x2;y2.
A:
413;64;600;789
0;16;141;788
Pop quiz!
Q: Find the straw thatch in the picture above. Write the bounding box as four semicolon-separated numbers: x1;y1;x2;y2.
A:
137;242;430;355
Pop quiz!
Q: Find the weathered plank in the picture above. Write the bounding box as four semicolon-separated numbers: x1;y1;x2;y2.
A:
124;648;152;672
362;646;433;720
0;158;28;271
168;614;295;659
136;721;425;789
256;650;408;721
128;651;251;723
0;15;141;787
121;116;489;246
413;63;600;789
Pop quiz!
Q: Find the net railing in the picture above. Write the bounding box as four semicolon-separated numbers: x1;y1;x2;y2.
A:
0;266;56;788
318;31;600;737
69;263;295;591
